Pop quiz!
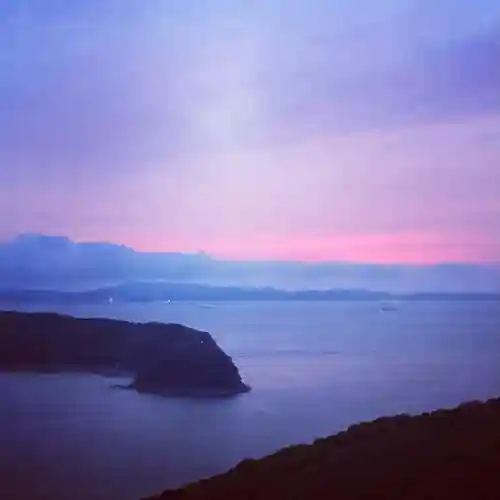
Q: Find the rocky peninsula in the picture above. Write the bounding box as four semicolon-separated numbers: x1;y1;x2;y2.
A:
0;311;250;397
145;397;500;499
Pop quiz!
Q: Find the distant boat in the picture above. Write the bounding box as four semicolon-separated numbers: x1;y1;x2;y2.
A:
380;301;397;312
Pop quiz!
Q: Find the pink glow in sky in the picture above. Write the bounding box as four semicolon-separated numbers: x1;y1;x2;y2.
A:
1;1;499;263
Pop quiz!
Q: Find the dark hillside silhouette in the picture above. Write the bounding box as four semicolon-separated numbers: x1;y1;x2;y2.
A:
145;397;500;500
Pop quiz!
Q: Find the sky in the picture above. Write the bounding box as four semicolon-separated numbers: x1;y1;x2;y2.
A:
1;0;499;263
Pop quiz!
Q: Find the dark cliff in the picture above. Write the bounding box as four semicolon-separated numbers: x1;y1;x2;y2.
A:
145;397;500;500
0;311;249;397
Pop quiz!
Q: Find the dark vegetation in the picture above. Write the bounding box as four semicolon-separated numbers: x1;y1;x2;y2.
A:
0;311;249;396
145;397;500;500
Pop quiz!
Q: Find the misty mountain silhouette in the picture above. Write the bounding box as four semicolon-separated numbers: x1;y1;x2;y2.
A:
0;282;499;304
0;234;499;293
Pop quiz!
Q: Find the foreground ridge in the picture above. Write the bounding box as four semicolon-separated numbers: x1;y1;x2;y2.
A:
145;397;500;499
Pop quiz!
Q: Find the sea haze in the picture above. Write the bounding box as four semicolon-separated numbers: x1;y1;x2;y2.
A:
1;234;499;293
1;301;499;500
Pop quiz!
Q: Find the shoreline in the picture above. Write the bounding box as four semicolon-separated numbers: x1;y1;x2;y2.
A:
113;381;251;398
0;366;251;398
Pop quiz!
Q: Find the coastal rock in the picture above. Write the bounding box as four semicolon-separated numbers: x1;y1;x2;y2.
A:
0;311;250;397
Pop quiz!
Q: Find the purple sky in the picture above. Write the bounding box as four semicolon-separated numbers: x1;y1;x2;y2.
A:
1;1;499;262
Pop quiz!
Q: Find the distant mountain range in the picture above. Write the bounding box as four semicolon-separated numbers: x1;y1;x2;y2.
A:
0;282;498;304
0;234;499;293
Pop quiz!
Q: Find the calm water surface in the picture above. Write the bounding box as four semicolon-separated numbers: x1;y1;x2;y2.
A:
1;301;499;500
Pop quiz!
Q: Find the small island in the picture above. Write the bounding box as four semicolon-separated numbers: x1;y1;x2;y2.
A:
144;397;500;499
0;311;250;397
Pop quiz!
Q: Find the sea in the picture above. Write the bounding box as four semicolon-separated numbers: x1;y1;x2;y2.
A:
0;301;499;500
